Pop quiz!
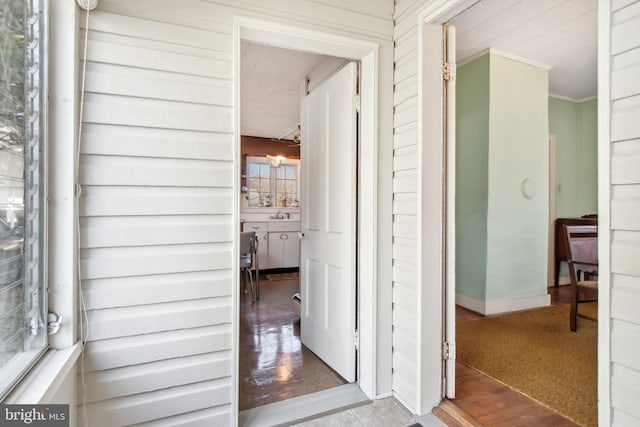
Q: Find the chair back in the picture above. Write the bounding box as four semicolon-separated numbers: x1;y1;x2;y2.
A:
240;231;256;256
564;225;598;280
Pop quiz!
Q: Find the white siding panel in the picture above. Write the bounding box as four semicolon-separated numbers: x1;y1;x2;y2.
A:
86;298;231;341
393;237;418;265
395;54;418;85
393;282;417;312
611;95;640;142
611;319;640;371
393;193;418;215
85;39;231;79
611;275;640;325
81;156;233;188
83;93;233;133
81;124;233;161
83;11;233;53
614;0;639;11
392;260;417;287
394;126;418;149
611;141;640;185
612;408;640;427
393;214;418;239
611;185;640;230
611;364;640;420
83;271;232;310
135;407;230;427
81;0;393;424
83;325;231;372
85;65;233;107
80;187;232;216
84;352;231;403
393;146;419;171
81;244;232;280
611;1;640;55
391;0;421;410
82;379;231;427
394;81;418;108
393;170;419;193
611;230;640;277
81;216;232;248
611;47;640;100
610;3;640;424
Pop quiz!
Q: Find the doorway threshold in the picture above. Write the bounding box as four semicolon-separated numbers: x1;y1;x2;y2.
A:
238;384;369;427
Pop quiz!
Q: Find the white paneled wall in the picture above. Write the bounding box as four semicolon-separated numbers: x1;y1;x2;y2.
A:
78;0;392;425
609;1;640;425
392;0;423;412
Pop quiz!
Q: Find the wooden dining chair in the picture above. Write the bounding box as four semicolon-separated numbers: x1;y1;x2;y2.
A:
564;225;598;331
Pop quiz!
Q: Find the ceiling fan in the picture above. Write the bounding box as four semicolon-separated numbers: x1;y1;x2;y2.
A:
271;124;301;147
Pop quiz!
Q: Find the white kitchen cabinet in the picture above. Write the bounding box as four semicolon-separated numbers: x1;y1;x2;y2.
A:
243;221;300;270
268;231;300;268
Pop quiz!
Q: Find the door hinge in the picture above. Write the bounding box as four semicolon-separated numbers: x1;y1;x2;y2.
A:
442;341;455;360
354;94;361;113
354;330;360;350
442;341;450;360
443;62;456;81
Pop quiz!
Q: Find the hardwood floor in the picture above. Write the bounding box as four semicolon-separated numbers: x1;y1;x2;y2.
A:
238;273;346;411
439;285;582;427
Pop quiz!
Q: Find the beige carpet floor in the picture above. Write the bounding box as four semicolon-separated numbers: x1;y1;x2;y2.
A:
457;303;597;427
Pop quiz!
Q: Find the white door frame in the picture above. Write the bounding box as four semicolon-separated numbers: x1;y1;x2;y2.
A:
232;17;381;418
413;0;475;414
417;0;612;422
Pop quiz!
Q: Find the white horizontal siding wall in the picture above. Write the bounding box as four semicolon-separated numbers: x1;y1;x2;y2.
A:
392;0;423;412
609;0;640;425
78;0;392;425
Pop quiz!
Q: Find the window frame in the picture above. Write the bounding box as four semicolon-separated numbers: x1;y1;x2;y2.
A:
0;0;49;401
245;156;300;209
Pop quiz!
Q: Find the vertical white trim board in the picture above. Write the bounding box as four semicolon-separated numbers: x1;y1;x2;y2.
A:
233;17;385;424
597;0;612;424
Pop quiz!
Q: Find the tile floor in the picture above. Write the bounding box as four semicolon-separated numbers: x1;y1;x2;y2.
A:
291;397;419;427
239;274;347;411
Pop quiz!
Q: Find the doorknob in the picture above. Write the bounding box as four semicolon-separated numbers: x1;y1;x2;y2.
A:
297;232;304;240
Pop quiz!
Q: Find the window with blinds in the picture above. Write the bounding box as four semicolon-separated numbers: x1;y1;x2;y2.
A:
0;0;47;400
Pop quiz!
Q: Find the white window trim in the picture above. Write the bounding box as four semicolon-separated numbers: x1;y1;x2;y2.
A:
4;0;82;405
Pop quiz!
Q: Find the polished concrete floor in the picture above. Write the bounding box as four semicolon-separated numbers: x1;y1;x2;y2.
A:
239;274;347;411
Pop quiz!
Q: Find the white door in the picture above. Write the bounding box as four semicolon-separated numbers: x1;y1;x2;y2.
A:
300;62;357;382
423;23;457;400
443;23;457;399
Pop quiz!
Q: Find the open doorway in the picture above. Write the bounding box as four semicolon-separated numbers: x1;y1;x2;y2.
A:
237;42;358;411
446;0;598;425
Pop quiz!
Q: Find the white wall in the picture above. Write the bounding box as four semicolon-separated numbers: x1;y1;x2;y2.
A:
391;0;425;413
77;0;393;425
607;0;640;425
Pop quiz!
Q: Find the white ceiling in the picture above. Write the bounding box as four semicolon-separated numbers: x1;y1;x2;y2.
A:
241;0;598;139
241;42;344;140
450;0;597;100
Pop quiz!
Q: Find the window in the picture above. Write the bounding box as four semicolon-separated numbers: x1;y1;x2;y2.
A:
0;0;47;400
245;156;299;208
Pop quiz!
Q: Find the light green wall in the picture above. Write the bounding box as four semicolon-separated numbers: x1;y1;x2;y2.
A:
455;55;489;302
549;98;598;219
485;55;549;301
456;54;549;305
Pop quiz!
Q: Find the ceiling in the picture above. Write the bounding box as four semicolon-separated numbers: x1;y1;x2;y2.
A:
241;0;597;139
241;42;344;140
450;0;597;100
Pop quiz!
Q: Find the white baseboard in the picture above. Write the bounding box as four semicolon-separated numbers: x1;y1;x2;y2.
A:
456;293;551;316
455;293;485;314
